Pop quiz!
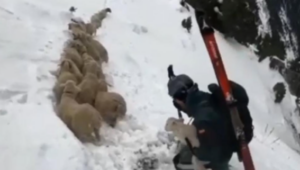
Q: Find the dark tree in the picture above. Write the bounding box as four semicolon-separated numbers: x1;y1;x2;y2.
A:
181;16;192;33
180;0;190;11
273;82;286;103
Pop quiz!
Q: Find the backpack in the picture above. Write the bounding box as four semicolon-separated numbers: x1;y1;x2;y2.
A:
208;81;254;151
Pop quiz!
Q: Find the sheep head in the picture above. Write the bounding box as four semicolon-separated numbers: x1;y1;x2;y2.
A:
60;80;80;97
59;59;72;72
165;117;184;132
83;61;100;76
72;31;92;41
82;53;94;63
59;58;78;74
105;8;112;13
68;23;81;31
68;40;87;54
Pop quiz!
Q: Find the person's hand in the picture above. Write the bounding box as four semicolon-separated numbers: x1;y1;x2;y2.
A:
178;118;184;123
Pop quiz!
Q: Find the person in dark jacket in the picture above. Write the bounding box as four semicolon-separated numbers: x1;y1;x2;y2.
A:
167;66;252;170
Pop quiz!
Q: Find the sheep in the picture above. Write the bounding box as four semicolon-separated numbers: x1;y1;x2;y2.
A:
72;32;102;62
57;58;82;82
165;117;207;170
62;45;83;71
58;80;103;143
82;53;105;79
90;38;108;63
68;22;87;38
77;63;108;105
165;117;199;148
53;59;83;103
85;22;97;36
70;18;98;36
94;92;126;127
66;39;87;55
90;8;112;29
72;32;108;63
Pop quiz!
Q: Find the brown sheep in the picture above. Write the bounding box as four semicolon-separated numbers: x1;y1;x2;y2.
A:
77;58;108;105
72;32;108;63
85;22;97;36
72;32;101;62
62;46;83;71
82;53;105;78
58;80;103;143
77;73;108;105
90;8;112;29
68;22;86;33
90;38;108;63
70;18;97;36
66;39;87;55
53;59;83;103
94;92;126;127
68;22;87;38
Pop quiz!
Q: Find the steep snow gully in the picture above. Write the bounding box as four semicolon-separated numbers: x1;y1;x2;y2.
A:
0;0;300;170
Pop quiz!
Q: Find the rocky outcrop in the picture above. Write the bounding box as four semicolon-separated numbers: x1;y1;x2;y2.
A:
185;0;298;62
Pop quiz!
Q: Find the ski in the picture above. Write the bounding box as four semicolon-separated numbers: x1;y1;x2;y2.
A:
194;11;255;170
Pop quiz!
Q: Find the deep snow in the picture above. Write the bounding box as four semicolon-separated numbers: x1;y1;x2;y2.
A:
0;0;300;170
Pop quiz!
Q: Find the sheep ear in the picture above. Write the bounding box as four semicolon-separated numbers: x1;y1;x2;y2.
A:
72;32;78;40
66;60;72;70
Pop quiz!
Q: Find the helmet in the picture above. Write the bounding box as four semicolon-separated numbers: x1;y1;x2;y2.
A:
167;74;194;100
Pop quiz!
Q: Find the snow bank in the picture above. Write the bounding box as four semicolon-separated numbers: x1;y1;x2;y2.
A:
1;0;300;170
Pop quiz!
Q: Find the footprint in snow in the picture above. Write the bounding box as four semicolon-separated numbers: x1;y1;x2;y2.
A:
131;24;148;34
17;94;28;104
0;89;25;100
134;150;159;170
0;109;7;116
38;144;49;158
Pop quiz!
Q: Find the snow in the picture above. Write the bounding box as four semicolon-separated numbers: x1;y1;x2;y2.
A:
278;7;298;60
0;0;300;170
256;0;272;38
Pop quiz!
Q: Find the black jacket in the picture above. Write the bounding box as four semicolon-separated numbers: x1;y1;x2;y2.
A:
184;85;233;164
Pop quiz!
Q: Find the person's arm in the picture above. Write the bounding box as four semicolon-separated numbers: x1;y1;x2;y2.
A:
192;108;224;148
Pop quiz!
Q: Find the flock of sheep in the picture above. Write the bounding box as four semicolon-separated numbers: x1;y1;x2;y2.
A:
52;7;127;144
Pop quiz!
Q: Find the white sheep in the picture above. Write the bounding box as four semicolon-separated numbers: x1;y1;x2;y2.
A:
165;117;200;148
90;8;112;29
165;117;207;170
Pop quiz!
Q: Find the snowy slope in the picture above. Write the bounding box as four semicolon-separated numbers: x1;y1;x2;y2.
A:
0;0;300;170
